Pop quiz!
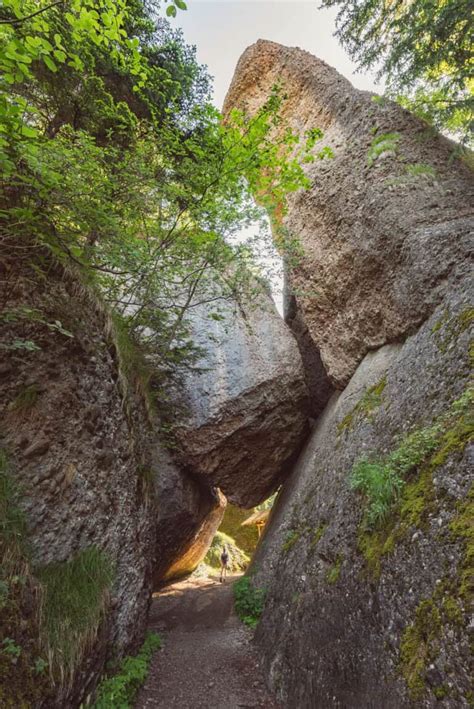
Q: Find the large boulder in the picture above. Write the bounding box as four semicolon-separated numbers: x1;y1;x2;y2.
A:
174;289;309;507
225;41;474;707
224;40;473;390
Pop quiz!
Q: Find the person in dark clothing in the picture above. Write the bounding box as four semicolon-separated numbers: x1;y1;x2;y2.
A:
220;545;229;583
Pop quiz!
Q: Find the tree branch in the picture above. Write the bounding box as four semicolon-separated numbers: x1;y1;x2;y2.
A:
0;1;65;25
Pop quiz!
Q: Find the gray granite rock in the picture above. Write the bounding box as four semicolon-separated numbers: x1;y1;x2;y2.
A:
174;289;309;507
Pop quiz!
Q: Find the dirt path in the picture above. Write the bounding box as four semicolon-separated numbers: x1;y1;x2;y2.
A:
135;574;279;709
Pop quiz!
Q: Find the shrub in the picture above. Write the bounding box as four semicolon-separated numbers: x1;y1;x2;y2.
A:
93;632;162;708
233;576;265;628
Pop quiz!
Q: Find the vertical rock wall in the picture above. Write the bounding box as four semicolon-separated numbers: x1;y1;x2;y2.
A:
225;41;474;707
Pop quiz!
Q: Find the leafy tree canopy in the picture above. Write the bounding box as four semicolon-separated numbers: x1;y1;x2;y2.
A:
1;0;326;391
321;0;473;145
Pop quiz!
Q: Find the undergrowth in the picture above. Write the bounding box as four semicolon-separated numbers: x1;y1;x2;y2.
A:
233;576;265;628
0;450;50;705
93;632;162;708
367;132;401;166
37;546;115;684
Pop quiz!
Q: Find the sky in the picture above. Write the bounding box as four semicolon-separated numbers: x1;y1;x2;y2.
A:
169;0;382;110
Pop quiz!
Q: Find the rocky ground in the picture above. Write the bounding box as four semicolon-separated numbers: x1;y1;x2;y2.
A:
135;575;279;709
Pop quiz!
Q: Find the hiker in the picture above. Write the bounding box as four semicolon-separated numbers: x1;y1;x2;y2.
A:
220;545;229;583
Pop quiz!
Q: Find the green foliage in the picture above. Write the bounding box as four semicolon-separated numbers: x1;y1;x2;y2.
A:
350;389;473;529
0;306;74;353
1;0;321;386
1;637;22;661
233;576;265;629
366;132;401;167
204;531;250;572
93;632;162;708
321;0;473;144
355;389;474;576
325;555;343;584
337;376;386;434
37;546;115;681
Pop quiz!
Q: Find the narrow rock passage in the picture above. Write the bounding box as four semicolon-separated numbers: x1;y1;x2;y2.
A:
135;575;279;709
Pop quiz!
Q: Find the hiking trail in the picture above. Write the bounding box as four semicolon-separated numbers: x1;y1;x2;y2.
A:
135;574;279;709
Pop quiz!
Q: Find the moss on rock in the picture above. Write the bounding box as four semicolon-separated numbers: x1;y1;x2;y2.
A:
337;376;387;435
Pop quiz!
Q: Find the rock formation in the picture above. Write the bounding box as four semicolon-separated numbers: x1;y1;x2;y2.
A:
0;254;220;704
224;40;473;389
225;41;474;707
174;289;309;507
0;249;308;704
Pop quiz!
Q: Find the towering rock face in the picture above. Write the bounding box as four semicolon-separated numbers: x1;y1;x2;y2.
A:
224;40;473;389
174;290;309;507
0;255;220;705
0;251;308;705
225;41;473;707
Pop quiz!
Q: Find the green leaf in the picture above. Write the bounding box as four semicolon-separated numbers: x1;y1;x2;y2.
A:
166;5;177;17
43;56;57;73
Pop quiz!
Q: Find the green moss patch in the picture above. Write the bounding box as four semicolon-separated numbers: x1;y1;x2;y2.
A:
354;388;473;574
399;574;470;701
337;376;386;435
37;546;115;681
325;555;343;584
431;306;474;354
400;599;442;699
449;487;474;601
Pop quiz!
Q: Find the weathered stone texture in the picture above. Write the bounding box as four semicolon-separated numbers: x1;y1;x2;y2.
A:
225;40;474;707
0;255;217;704
224;40;474;389
174;291;309;507
162;490;226;582
251;288;473;707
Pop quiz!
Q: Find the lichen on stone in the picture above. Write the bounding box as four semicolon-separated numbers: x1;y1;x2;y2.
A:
337;376;387;435
431;306;474;354
325;555;343;584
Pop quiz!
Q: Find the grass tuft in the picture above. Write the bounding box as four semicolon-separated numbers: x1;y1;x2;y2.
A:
367;132;401;166
37;546;115;684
